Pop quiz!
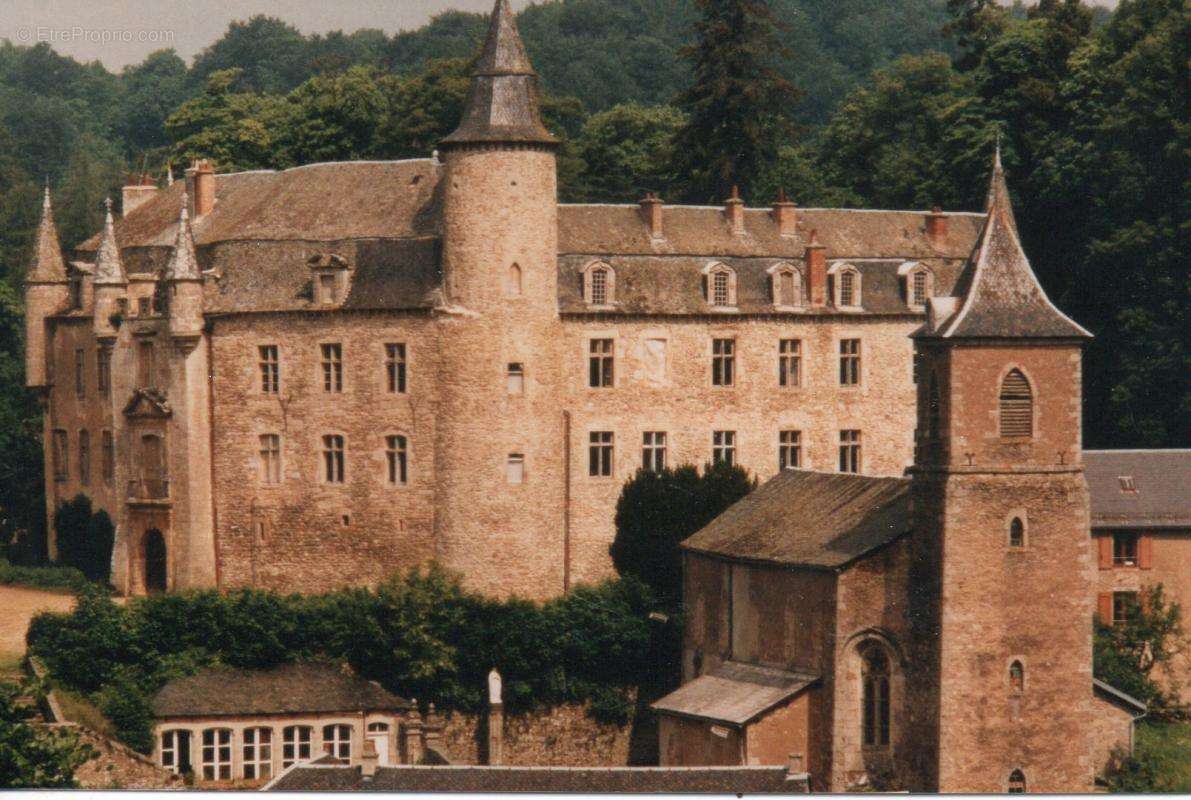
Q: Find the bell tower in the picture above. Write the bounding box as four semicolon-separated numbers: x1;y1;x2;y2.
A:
906;149;1096;792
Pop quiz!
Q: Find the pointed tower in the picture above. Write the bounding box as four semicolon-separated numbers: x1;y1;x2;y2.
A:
432;0;567;598
905;150;1096;791
25;186;69;388
92;197;128;340
165;192;204;340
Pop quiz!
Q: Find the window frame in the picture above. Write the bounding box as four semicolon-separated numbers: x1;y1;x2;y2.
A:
74;348;85;398
200;728;233;781
507;453;525;484
583;262;616;307
282;725;312;769
860;643;891;749
642;431;667;472
779;430;801;470
96;346;111;396
386;434;409;485
385;343;407;394
1008;516;1026;550
839;429;862;473
137;339;155;388
507;362;525;395
839;338;861;386
1113;531;1139;567
712;430;736;466
703;263;737;309
322;724;351;761
768;263;802;308
1112;591;1138;626
588;338;614;388
998;368;1034;439
321;343;344;394
51;429;68;482
322;434;346;484
831;264;862;309
242;726;273;780
259;433;282;484
778;338;801;387
258;345;280;394
78;430;90;486
711;338;736;387
588;431;614;478
101;429;115;484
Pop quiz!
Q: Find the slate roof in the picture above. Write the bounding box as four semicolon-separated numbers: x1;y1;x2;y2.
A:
651;661;818;726
92;198;126;286
27;187;66;283
682;470;911;569
919;148;1090;340
264;764;810;793
152;662;410;718
1084;450;1191;529
1093;679;1148;716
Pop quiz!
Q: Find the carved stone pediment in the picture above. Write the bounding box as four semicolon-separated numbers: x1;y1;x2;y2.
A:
123;387;172;418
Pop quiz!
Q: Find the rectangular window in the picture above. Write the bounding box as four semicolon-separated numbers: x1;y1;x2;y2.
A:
258;345;279;394
712;338;735;386
137;296;152;317
1113;532;1139;567
386;434;408;485
912;270;928;306
590;268;608;305
322;434;345;483
242;727;272;780
137;340;155;388
97;347;111;396
840;339;861;386
282;726;312;769
507;453;524;484
778;339;801;387
839;271;856;307
52;429;67;481
642;431;667;472
78;430;90;485
588;339;614;388
74;349;85;397
385;343;407;394
1112;591;1138;625
589;431;614;477
259;434;281;484
321;343;343;393
713;430;736;466
779;430;801;470
319;273;337;305
712;271;731;306
201;728;232;781
322;724;351;761
507;363;524;395
101;430;114;483
839;429;862;473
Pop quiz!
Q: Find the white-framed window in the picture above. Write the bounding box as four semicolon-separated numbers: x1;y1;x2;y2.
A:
642;431;667;472
507;453;525;484
589;431;614;477
839;430;862;473
779;339;801;387
201;728;232;781
713;430;736;466
160;729;190;774
386;434;408;485
779;430;801;470
259;345;280;394
703;263;737;308
321;343;343;393
282;725;312;769
898;262;933;308
830;263;862;308
769;263;802;307
507;362;525;395
385;343;407;394
242;727;272;780
583;262;615;306
259;434;282;484
322;434;345;483
322;724;351;760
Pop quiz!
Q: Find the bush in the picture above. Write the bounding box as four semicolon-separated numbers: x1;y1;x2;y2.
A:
0;559;89;593
1104;722;1191;792
52;495;114;584
95;675;155;754
1094;584;1186;715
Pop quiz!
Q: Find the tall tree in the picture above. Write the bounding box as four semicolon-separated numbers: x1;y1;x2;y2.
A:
669;0;802;203
572;103;686;201
0;678;91;788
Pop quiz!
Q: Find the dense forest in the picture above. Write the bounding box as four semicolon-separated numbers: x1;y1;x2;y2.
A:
0;0;1185;559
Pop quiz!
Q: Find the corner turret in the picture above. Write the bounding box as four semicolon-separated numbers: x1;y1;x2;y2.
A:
166;193;204;340
92;197;128;340
24;186;69;388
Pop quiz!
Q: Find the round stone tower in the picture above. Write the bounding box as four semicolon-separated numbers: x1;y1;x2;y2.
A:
433;0;567;598
24;187;69;390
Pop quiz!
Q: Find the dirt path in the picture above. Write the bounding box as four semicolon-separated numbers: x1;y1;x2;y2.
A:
0;585;75;674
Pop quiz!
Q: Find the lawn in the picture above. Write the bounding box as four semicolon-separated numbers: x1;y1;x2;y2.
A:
1110;721;1191;792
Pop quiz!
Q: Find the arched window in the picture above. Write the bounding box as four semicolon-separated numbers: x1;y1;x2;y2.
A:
899;262;934;308
1008;769;1026;793
999;369;1033;437
703;263;737;308
829;263;862;308
1009;660;1025;695
1009;517;1026;549
861;644;890;748
582;262;615;306
507;263;523;297
768;263;802;307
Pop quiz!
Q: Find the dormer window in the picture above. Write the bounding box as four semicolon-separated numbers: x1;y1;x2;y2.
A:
702;263;737;309
582;262;615;307
898;262;933;308
828;263;862;309
767;263;802;308
308;252;350;306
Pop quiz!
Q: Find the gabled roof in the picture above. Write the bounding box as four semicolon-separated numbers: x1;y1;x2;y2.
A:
92;198;127;286
1085;450;1191;529
651;661;818;726
152;661;410;718
920;148;1090;340
440;0;556;148
681;470;911;569
28;186;67;283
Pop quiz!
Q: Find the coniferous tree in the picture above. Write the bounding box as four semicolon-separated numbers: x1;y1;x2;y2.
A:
670;0;802;203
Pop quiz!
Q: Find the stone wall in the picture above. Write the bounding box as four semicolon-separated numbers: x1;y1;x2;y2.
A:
1089;693;1136;778
439;703;639;766
73;726;181;790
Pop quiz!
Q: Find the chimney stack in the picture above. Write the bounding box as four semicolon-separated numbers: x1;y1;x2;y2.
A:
724;185;745;236
361;738;379;778
185;159;216;218
772;188;797;237
122;173;158;217
787;753;804;774
804;229;827;307
487;668;504;766
402;702;424;765
423;703;444;755
639;193;664;240
926;205;948;245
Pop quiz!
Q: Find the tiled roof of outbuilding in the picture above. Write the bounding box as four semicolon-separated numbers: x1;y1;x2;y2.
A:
1084;450;1191;529
681;470;911;569
651;661;818;725
152;661;410;718
264;764;809;793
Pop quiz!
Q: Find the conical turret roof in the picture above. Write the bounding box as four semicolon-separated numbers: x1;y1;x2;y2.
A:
93;197;127;286
165;192;201;281
27;185;67;283
441;0;556;148
924;147;1090;340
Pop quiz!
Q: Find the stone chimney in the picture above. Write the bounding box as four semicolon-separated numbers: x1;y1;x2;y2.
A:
724;185;745;236
804;229;827;307
487;668;504;766
423;703;444;754
185;159;216;218
639;193;664;240
926;205;948;245
122;174;158;216
772;188;797;237
402;703;424;765
361;738;379;778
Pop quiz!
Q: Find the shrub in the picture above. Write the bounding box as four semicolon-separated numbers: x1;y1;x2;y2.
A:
51;495;114;584
0;677;92;788
1094;584;1186;715
95;675;154;754
0;559;89;593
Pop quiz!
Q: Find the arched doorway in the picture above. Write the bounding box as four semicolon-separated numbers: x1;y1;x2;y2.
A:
144;529;167;593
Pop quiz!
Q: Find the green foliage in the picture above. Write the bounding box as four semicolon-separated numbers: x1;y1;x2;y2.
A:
0;559;88;594
96;674;155;754
1094;584;1186;714
0;677;92;788
1104;721;1191;792
610;462;757;607
572;103;686;201
51;495;114;585
0;280;45;564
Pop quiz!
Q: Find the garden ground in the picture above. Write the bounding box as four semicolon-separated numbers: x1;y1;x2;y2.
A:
0;585;74;677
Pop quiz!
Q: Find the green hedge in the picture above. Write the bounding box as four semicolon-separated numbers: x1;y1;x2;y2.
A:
27;567;679;751
0;559;90;594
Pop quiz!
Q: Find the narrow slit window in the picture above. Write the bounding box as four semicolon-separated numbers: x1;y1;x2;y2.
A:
507;453;525;484
259;345;279;394
322;434;345;483
507;363;525;395
385;343;407;394
259;434;281;484
78;430;90;485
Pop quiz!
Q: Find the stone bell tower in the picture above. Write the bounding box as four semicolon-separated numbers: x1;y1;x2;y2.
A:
432;0;566;598
906;149;1096;792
